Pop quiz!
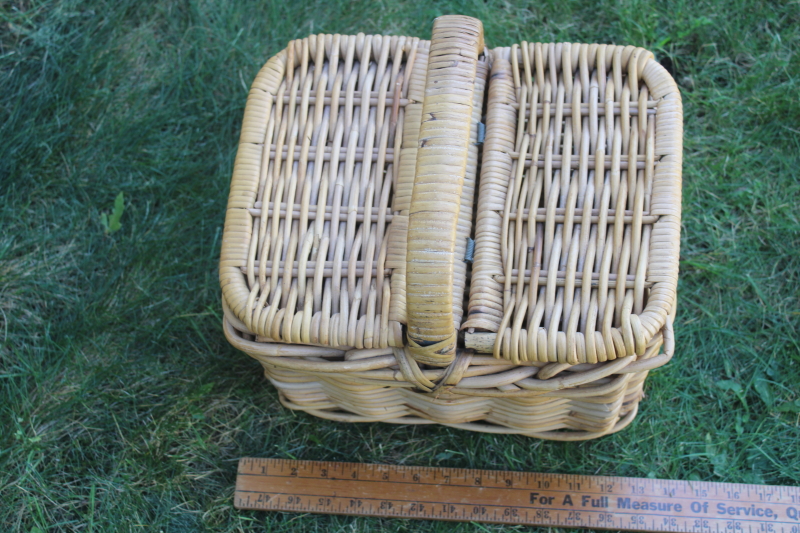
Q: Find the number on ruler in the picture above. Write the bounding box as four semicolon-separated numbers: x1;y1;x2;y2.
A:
631;515;646;525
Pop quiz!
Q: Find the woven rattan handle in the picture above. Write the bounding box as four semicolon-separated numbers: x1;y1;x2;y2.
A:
405;15;484;366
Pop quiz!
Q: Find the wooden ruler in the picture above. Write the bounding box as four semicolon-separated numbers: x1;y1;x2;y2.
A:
235;458;800;532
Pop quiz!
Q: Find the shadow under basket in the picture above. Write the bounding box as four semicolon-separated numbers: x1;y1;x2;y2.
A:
220;15;681;440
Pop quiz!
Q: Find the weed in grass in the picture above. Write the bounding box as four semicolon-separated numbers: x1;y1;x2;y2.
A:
99;192;124;235
1;0;798;531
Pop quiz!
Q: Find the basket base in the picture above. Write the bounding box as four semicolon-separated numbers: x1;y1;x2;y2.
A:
277;392;640;441
225;315;669;441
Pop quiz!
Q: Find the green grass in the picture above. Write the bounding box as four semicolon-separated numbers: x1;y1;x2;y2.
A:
1;0;799;531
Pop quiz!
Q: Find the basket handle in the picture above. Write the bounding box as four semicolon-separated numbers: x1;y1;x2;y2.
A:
405;15;484;366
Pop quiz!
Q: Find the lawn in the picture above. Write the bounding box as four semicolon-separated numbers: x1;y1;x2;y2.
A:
1;0;799;531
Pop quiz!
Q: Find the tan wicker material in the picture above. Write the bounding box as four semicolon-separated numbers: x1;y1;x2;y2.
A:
462;43;682;367
405;16;484;366
220;16;682;440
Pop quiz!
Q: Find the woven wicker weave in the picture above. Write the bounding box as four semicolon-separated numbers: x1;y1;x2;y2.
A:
221;16;682;440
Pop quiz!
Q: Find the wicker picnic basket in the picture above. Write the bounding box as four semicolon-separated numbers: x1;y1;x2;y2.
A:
220;15;682;440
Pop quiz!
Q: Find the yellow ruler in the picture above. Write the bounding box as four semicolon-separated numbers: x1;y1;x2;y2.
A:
235;458;800;532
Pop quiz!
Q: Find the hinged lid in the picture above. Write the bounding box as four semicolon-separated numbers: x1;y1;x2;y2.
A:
220;16;489;363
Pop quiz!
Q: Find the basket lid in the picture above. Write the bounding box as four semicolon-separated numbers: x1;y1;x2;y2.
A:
219;16;488;366
462;42;682;365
